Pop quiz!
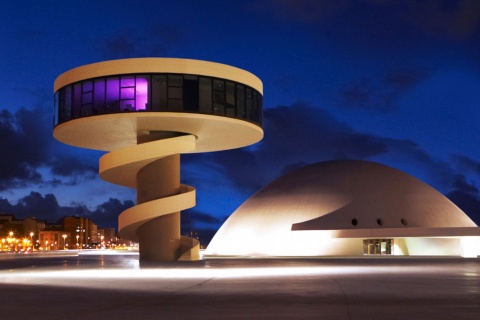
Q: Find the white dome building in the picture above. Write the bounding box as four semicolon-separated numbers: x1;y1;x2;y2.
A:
206;160;480;257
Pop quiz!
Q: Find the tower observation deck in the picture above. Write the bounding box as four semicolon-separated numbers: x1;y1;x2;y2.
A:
53;58;263;262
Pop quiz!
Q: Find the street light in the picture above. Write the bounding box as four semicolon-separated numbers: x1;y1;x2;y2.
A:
62;234;67;250
29;232;34;251
45;240;49;251
76;235;79;250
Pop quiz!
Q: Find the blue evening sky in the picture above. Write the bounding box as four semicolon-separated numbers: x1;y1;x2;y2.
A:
1;1;479;242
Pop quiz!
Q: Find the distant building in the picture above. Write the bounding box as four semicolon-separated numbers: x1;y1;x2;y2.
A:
99;227;117;247
38;230;67;250
1;214;112;251
63;216;98;249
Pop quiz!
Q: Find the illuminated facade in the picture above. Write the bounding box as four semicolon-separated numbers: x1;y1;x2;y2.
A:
206;160;480;258
63;216;98;249
38;230;65;251
53;58;263;261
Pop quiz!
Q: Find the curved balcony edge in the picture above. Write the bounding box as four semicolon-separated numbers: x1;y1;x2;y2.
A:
118;184;196;242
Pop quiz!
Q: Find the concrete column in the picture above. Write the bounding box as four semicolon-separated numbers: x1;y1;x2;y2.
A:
136;154;181;262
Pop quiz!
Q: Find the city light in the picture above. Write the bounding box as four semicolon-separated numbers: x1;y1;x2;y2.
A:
0;232;33;252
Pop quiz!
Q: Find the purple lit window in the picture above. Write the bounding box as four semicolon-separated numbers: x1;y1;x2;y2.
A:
135;76;149;110
121;87;134;100
106;77;120;112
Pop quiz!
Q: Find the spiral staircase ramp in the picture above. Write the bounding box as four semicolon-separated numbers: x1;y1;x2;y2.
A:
100;134;199;261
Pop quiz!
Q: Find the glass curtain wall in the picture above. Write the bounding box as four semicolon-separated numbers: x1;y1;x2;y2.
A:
55;74;262;127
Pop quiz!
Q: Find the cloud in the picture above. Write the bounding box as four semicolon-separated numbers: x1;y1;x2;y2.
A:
452;154;480;176
402;0;480;40
0;192;135;229
339;69;429;112
0;191;61;222
182;209;224;229
185;102;480;224
101;25;185;59
446;175;480;224
0;105;104;192
251;0;348;24
210;102;389;189
48;155;97;185
92;198;134;228
181;209;225;247
0;107;50;190
258;0;480;41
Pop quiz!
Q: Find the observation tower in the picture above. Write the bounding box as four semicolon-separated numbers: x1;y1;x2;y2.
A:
53;58;263;262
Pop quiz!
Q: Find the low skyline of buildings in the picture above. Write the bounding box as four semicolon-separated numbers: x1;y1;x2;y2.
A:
0;213;117;251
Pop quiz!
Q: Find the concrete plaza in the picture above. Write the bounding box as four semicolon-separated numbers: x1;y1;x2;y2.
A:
0;251;479;319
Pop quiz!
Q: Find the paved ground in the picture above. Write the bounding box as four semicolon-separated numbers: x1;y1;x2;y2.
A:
0;251;479;319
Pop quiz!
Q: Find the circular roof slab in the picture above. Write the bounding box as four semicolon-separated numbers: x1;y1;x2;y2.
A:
53;113;263;152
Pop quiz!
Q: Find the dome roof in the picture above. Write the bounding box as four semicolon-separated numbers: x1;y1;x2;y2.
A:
206;160;476;256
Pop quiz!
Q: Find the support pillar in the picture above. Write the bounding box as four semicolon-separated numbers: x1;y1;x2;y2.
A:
136;154;181;262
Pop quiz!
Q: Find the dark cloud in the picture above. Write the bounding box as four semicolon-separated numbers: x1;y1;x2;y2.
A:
0;191;61;222
182;209;223;228
0;192;133;229
48;155;97;185
251;0;347;24
452;154;480;176
446;175;480;224
181;209;225;246
385;70;428;91
211;148;265;192
339;69;428;112
262;103;389;162
0;107;50;190
207;103;388;190
259;0;480;41
0;106;101;190
92;198;134;228
101;25;185;59
402;0;480;40
103;30;136;57
187;102;480;225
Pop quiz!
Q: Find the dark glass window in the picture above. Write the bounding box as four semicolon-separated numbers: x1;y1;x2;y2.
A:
184;77;199;112
72;83;81;118
168;99;183;111
225;81;235;117
236;84;245;119
213;79;225;115
168;87;183;100
64;86;72;120
168;75;183;86
93;79;106;114
199;77;212;114
152;75;167;111
54;73;262;127
245;87;253;120
54;92;59;126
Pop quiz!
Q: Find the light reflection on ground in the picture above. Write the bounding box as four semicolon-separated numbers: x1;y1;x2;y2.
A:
0;252;479;319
